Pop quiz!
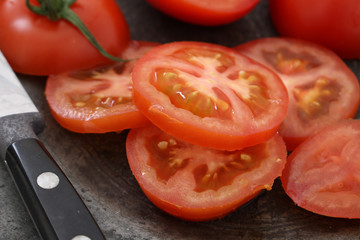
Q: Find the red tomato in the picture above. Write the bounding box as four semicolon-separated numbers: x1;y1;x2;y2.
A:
0;0;130;75
126;125;287;221
45;41;159;133
269;0;360;59
132;41;289;150
281;120;360;219
146;0;260;26
235;37;360;150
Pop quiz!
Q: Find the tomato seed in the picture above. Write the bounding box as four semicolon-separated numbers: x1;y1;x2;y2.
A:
157;141;168;150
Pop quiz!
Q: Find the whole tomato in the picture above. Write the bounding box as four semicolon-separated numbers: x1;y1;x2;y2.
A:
0;0;130;75
269;0;360;59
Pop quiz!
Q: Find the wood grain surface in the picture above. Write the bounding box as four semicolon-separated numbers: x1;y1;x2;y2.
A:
1;0;360;239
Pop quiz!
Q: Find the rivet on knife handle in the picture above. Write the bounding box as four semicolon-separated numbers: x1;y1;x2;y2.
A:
5;138;106;240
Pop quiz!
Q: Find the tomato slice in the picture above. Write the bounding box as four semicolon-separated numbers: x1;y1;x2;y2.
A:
235;37;360;150
45;40;159;133
132;41;288;150
281;120;360;219
146;0;260;26
126;125;287;221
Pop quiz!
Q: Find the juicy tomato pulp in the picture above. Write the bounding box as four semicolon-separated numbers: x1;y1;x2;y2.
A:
126;125;287;221
0;0;130;75
146;0;260;26
132;41;289;150
235;38;360;150
282;120;360;219
269;0;360;59
45;41;159;133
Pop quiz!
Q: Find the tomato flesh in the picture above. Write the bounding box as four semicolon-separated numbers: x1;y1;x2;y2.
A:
45;41;159;133
282;120;360;219
235;38;360;150
132;41;289;150
126;125;287;221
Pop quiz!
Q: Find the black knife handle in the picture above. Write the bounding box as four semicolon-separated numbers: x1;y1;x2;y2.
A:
5;138;106;240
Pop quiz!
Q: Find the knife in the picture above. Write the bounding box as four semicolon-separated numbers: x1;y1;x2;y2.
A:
0;51;106;240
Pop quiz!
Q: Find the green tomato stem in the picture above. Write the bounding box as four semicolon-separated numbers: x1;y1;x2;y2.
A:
26;0;126;62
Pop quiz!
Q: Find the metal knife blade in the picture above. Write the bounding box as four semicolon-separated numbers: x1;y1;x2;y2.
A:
0;52;38;118
0;51;106;240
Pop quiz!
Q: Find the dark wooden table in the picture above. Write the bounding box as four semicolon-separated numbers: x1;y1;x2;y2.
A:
1;0;360;239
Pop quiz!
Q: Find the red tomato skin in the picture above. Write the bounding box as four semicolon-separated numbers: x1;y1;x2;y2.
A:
47;104;150;134
281;120;360;219
146;0;260;26
269;0;360;59
0;0;130;75
140;183;262;221
126;125;288;221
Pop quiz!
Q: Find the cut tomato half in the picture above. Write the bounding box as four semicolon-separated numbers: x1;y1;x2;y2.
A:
282;120;360;219
126;125;287;221
235;37;360;150
132;41;288;150
45;40;159;133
